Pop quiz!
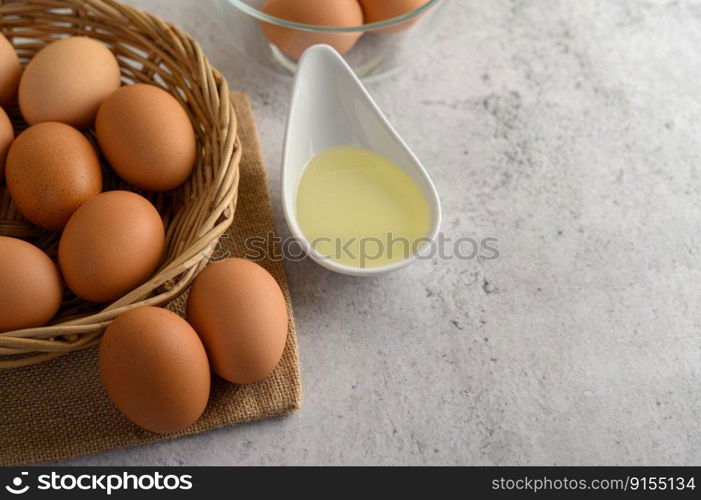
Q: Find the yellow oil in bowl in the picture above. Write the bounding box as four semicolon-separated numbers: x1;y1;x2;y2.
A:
296;145;431;269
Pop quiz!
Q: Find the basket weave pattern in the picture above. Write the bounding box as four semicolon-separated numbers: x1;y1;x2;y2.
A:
0;0;241;368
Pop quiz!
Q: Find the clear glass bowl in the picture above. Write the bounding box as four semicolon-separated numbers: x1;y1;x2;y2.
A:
215;0;446;79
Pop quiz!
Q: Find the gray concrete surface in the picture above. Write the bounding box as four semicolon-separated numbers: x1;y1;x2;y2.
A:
68;0;700;465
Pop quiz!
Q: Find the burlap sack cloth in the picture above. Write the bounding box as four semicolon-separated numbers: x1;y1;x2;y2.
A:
0;93;302;466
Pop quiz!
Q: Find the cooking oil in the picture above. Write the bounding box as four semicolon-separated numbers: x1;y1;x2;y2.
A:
296;145;431;268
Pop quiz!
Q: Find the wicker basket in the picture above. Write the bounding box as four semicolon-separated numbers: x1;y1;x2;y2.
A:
0;0;241;369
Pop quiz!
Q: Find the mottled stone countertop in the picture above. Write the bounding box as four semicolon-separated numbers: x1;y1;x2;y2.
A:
70;0;700;465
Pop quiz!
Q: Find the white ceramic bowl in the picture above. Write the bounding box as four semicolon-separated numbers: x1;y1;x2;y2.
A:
282;45;442;276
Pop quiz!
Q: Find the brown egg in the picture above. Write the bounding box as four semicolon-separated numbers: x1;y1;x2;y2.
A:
359;0;431;33
0;33;20;110
0;236;63;333
99;307;211;434
19;37;121;128
5;122;102;230
96;84;196;191
0;107;13;183
186;258;288;385
59;191;165;303
261;0;364;61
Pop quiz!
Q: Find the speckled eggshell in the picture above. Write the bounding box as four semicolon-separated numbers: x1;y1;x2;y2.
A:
58;191;165;303
95;84;196;191
0;236;63;333
186;258;288;385
99;307;211;434
260;0;364;61
5;122;102;230
19;37;121;128
0;33;20;110
0;107;13;183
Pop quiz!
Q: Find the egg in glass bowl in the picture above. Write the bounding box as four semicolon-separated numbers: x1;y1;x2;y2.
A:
215;0;446;79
